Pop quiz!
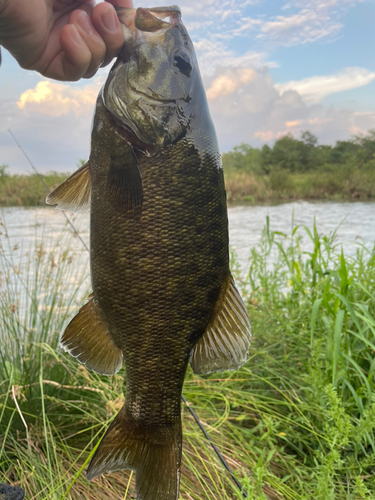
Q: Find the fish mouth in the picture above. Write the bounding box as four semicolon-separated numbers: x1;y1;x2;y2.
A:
135;7;181;32
116;5;181;35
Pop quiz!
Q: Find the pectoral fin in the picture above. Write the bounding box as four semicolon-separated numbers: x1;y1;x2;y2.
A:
61;296;123;375
190;275;251;375
108;149;143;213
46;162;91;212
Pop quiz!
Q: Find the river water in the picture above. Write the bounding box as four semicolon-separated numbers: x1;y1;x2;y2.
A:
1;201;375;275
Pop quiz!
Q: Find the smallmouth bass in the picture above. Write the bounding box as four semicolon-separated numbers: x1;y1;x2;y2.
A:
47;6;251;500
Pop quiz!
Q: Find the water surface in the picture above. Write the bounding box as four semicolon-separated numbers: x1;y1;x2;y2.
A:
1;200;374;274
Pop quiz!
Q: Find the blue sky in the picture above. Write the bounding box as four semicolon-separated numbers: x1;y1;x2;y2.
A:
1;0;375;173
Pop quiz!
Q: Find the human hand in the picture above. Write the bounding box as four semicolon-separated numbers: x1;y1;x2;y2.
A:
0;0;133;81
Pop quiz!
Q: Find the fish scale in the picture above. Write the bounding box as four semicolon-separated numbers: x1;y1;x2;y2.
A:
90;99;229;419
47;6;251;500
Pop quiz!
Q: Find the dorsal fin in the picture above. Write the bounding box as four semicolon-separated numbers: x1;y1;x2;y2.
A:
46;162;91;212
190;275;251;374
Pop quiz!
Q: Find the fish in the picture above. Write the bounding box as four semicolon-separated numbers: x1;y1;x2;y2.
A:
46;5;251;500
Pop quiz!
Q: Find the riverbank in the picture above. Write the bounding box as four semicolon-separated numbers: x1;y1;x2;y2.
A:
0;171;69;207
1;218;375;498
1;165;374;207
224;164;375;203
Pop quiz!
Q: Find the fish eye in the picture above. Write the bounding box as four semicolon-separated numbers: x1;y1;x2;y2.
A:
173;51;192;77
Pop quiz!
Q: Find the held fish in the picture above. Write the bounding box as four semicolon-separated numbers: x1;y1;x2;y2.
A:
47;6;251;500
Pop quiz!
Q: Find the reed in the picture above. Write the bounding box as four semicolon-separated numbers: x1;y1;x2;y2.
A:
1;213;375;499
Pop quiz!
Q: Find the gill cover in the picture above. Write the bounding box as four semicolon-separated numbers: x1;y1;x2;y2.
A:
103;6;197;147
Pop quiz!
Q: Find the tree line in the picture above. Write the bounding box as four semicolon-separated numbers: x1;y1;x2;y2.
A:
1;130;375;205
222;129;375;175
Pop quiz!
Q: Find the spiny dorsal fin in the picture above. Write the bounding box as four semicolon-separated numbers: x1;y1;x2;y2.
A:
190;274;251;375
61;296;123;375
46;161;91;212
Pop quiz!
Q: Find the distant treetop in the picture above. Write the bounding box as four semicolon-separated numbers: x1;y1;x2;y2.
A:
222;129;375;174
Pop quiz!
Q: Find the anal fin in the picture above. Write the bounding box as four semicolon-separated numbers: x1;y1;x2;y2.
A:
61;296;122;375
190;274;251;375
46;161;91;212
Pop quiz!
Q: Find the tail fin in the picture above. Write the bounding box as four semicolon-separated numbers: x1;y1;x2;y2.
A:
87;406;182;500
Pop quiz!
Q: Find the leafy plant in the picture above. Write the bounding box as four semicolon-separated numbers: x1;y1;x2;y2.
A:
1;214;375;499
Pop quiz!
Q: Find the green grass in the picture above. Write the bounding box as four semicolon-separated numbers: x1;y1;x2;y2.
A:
0;171;71;207
224;164;375;203
1;213;375;499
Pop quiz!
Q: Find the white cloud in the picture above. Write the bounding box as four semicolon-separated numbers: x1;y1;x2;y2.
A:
350;125;367;135
205;66;375;150
0;74;108;173
260;12;340;45
275;67;375;103
259;9;342;45
285;117;332;128
185;20;213;31
353;111;375;117
206;69;257;100
254;130;275;142
17;78;104;117
233;17;262;35
238;0;365;46
194;38;275;77
291;0;362;9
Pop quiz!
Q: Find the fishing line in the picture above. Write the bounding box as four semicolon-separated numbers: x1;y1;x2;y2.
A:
181;394;248;497
8;130;89;253
8;131;248;498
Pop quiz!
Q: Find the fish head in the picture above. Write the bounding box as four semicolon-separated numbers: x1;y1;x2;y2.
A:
102;6;198;148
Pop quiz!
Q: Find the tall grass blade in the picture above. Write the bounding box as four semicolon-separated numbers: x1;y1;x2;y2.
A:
332;309;345;384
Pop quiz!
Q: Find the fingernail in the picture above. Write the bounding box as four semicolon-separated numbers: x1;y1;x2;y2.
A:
70;25;84;46
78;10;95;36
102;7;118;32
